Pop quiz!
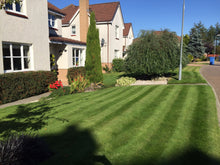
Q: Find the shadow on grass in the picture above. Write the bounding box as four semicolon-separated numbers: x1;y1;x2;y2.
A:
128;147;220;165
0;100;70;138
42;125;111;165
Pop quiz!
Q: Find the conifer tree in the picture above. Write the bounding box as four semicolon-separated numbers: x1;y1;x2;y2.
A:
85;12;103;83
187;31;205;59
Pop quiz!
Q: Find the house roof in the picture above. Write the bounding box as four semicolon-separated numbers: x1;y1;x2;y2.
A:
61;2;120;25
123;23;132;36
62;4;79;24
48;2;65;16
49;36;86;45
90;2;119;22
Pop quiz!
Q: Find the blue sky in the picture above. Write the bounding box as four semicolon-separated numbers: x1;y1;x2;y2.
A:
48;0;220;38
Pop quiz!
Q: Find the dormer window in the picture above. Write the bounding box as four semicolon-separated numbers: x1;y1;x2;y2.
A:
48;14;56;27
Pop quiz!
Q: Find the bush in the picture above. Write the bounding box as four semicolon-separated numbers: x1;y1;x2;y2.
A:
125;30;188;77
188;54;194;62
67;67;86;85
116;77;136;87
70;74;89;93
0;71;56;104
49;86;70;98
0;134;52;165
112;58;125;72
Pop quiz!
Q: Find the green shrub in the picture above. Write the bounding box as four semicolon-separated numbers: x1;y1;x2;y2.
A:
125;30;188;77
0;134;52;165
70;75;89;93
116;77;136;87
49;86;70;98
112;58;125;72
0;71;56;104
67;67;86;85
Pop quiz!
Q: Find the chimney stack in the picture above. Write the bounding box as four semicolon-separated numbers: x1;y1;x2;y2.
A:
79;0;89;42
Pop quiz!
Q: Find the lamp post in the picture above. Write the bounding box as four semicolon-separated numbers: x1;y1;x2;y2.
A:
178;0;185;80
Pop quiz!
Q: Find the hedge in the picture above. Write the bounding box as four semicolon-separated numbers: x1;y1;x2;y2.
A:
0;71;57;105
112;58;125;72
67;67;86;84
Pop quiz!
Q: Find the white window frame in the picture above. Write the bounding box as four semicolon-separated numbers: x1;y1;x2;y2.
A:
72;48;83;67
72;25;76;35
48;14;56;28
115;25;119;39
3;43;32;73
5;0;26;15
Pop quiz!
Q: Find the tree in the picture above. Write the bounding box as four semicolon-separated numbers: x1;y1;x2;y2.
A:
187;31;205;59
183;34;190;46
85;11;103;83
125;30;187;77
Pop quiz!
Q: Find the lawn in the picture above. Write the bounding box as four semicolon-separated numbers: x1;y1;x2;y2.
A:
103;72;124;88
1;84;220;164
168;66;207;84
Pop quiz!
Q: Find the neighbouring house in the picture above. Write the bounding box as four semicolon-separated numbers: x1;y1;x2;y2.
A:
123;23;134;57
61;0;133;68
0;0;134;86
0;0;50;74
48;2;86;85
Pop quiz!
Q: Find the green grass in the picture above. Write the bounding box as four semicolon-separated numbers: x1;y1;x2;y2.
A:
168;66;207;84
0;85;220;164
103;72;124;87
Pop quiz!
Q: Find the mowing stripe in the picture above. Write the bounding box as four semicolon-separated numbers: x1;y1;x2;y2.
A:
82;86;158;129
72;86;146;123
58;86;145;124
103;86;173;148
91;86;159;130
126;86;190;164
110;86;182;163
189;86;209;151
48;87;132;118
159;86;198;161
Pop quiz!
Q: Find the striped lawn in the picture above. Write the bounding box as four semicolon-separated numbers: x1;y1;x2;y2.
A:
168;66;207;84
0;85;220;165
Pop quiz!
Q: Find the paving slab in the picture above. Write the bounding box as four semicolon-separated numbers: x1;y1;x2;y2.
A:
0;92;50;109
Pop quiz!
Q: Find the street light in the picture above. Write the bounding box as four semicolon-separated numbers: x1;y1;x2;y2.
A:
178;0;185;81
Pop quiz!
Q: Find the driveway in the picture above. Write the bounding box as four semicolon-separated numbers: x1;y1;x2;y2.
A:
200;61;220;124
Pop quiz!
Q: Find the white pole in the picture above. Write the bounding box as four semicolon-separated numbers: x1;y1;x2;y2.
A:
179;0;185;80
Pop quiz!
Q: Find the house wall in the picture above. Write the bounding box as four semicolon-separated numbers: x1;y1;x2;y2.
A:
62;12;81;41
123;26;134;51
0;0;50;74
109;6;124;63
97;24;108;63
96;6;124;65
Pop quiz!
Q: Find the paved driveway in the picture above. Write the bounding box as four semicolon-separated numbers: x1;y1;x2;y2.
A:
200;62;220;124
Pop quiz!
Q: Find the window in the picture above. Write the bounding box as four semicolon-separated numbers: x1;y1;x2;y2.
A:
73;49;83;67
48;14;56;27
115;25;119;39
3;43;31;72
72;25;76;35
5;0;23;13
114;50;119;58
